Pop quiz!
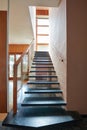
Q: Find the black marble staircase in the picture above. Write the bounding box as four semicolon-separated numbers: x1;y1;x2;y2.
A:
2;51;81;129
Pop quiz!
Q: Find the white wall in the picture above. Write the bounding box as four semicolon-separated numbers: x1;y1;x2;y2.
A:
29;6;36;50
49;0;67;101
49;0;87;114
0;0;8;10
9;0;33;44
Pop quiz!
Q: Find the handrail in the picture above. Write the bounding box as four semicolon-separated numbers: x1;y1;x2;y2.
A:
15;40;34;66
13;39;34;114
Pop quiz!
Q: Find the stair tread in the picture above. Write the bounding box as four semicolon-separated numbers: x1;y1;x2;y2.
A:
35;54;50;57
34;57;51;59
33;61;52;63
27;81;59;84
21;97;66;106
30;70;55;72
28;75;57;78
2;107;81;128
32;62;53;65
31;66;54;68
25;88;63;93
33;60;52;62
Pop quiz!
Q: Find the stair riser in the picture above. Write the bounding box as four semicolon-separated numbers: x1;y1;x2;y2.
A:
21;104;67;107
28;75;57;78
34;57;51;59
31;67;54;68
32;63;53;65
27;83;59;85
25;92;62;94
33;60;52;62
30;70;56;73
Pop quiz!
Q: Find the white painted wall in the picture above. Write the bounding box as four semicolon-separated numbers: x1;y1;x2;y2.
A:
0;0;8;10
49;0;67;101
29;6;36;49
9;0;33;44
49;0;87;114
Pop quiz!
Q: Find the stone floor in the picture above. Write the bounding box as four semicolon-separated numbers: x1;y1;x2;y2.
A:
0;117;87;130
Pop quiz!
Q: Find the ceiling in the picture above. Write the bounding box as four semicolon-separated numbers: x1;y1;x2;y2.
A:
1;0;61;44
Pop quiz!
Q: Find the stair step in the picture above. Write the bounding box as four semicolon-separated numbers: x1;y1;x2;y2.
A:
33;56;51;61
27;81;59;84
30;70;55;73
35;52;49;56
28;86;60;89
21;97;66;106
34;55;50;57
25;88;63;94
2;107;81;128
35;54;50;57
28;75;57;78
34;57;51;59
31;66;54;68
33;60;52;62
32;62;53;65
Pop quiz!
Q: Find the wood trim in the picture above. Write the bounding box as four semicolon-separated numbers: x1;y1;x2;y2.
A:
0;11;7;113
9;44;29;54
9;52;22;55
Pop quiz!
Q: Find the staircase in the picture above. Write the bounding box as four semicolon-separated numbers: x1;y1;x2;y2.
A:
2;51;81;129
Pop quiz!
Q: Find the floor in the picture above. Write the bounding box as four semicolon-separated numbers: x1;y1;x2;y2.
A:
0;118;87;130
0;114;7;122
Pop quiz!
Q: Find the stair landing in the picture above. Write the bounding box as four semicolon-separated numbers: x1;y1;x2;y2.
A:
2;107;81;129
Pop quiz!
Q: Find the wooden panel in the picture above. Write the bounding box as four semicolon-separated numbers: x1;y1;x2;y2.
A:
0;11;7;113
36;9;49;16
9;44;29;54
67;0;87;114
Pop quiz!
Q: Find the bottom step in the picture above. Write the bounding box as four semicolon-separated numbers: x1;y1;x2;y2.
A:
21;97;66;106
2;107;81;129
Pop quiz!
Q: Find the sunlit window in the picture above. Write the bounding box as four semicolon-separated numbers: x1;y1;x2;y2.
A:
37;27;49;34
9;55;14;77
36;9;49;51
37;19;49;26
37;36;49;43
